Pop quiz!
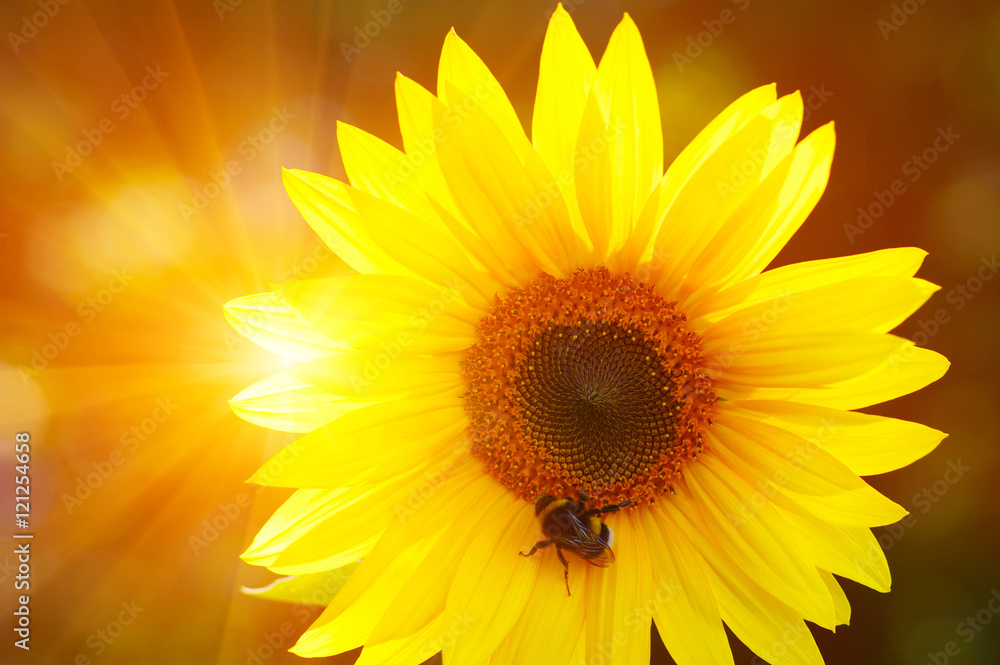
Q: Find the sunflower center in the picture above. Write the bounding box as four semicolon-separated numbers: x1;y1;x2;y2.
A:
461;267;716;507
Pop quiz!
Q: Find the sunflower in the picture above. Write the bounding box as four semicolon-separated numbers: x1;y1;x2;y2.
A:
226;5;948;665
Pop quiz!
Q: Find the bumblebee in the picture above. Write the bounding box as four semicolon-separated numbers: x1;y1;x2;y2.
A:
520;491;632;595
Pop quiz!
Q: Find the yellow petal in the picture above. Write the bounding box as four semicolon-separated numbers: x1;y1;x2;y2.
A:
773;505;890;593
284;169;497;306
434;80;586;278
248;397;466;488
241;487;375;572
337;120;442;221
664;488;826;665
642;508;734;665
705;277;939;341
573;88;616;260
583;512;652;665
347;184;501;306
393;73;465;222
395;73;564;287
283;167;411;277
821;570;851;627
292;532;442;656
681;459;836;629
590;13;663;255
652;113;777;292
723;399;946;476
490;538;586;665
680;122;835;304
533;4;597;245
761;91;804;176
289;351;462;401
664;84;777;191
438;29;527;160
443;500;542;664
364;479;514;660
224;292;345;362
266;463;463;575
710;412;908;527
277;274;479;354
290;460;486;655
728;122;836;283
690;246;929;323
241;562;361;606
724;345;949;410
707;331;911;390
617;84;778;269
229;372;361;433
355;614;446;665
709;569;824;665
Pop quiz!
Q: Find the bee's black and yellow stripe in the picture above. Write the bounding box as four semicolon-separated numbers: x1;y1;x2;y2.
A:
534;495;615;567
534;494;563;518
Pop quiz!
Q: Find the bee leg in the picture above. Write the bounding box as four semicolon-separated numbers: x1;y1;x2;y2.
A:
520;540;552;558
556;545;571;596
582;499;632;519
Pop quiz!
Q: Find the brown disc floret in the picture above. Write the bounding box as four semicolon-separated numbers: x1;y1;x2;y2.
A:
461;267;716;508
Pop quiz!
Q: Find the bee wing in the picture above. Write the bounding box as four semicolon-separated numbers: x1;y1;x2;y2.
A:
585;521;616;567
588;543;615;567
559;516;597;547
560;517;614;566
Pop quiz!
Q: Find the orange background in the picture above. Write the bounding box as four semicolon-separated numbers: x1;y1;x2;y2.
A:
1;0;998;664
